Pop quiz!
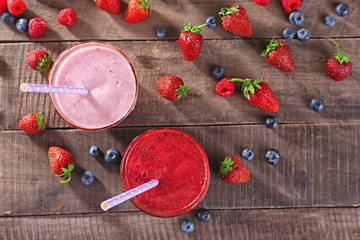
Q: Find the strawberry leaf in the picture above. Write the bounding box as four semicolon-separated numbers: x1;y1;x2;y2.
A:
36;113;46;130
261;40;282;58
219;4;239;19
220;157;234;176
329;38;350;64
59;164;74;183
175;85;190;99
36;54;51;72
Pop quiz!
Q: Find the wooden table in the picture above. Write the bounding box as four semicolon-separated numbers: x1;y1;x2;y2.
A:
1;0;360;239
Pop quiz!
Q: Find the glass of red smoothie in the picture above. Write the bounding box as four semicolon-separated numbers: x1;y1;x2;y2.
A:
48;41;138;131
121;128;210;218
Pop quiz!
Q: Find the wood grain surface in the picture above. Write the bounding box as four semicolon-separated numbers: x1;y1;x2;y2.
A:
1;208;359;240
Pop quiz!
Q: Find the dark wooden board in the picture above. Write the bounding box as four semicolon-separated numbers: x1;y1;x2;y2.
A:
1;123;359;217
1;208;359;240
1;39;359;130
0;0;359;42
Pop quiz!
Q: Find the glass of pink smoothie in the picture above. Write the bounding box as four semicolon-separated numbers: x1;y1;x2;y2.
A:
48;41;138;130
121;128;210;218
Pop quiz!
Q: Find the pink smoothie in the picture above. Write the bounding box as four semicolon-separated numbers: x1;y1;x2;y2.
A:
49;42;137;130
121;128;210;218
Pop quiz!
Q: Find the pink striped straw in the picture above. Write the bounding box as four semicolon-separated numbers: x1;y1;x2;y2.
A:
101;179;159;211
20;83;88;95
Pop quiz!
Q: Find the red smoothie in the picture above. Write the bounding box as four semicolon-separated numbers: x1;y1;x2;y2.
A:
121;128;210;217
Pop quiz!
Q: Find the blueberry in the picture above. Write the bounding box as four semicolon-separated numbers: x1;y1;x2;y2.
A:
302;0;306;2
156;27;167;38
242;148;255;161
265;117;279;129
212;65;224;78
289;10;304;26
282;27;295;40
81;171;95;185
180;219;194;234
335;3;349;17
265;149;280;165
196;208;211;223
206;16;218;29
309;98;324;112
1;12;15;24
104;148;121;165
297;28;311;42
89;145;100;157
16;18;28;32
325;15;336;27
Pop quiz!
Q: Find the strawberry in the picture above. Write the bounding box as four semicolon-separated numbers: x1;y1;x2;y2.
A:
232;78;279;112
219;4;252;37
261;40;295;72
48;146;75;183
7;0;26;16
281;0;301;13
215;78;235;97
179;23;205;62
156;75;190;101
326;38;352;81
28;17;47;39
124;0;150;24
0;0;7;15
26;50;51;72
18;113;45;134
95;0;121;14
253;0;272;6
220;156;250;184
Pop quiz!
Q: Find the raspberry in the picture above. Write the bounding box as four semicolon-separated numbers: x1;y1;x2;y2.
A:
29;17;47;39
281;0;302;13
57;8;76;26
215;78;235;97
0;0;7;15
7;0;26;16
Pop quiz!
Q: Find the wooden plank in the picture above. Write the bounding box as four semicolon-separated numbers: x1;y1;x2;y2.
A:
0;0;359;42
0;123;359;216
1;39;359;130
1;208;359;240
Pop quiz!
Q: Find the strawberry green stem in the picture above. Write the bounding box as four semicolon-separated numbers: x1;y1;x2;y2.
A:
182;23;206;34
329;38;349;64
219;157;234;176
261;39;282;58
231;78;263;99
219;4;239;19
59;164;74;183
176;85;190;99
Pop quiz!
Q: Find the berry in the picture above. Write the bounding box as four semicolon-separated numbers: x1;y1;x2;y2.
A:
205;16;218;29
7;0;26;16
335;3;349;17
215;78;235;97
196;209;211;223
156;27;167;38
289;10;304;25
242;148;254;161
81;171;95;185
212;65;224;79
309;98;324;112
325;14;336;27
282;27;295;40
95;0;121;14
179;23;205;62
180;219;194;234
261;40;295;72
0;0;6;15
58;8;76;26
265;117;278;129
232;78;279;112
297;28;311;42
28;17;47;39
219;4;253;37
156;75;190;101
281;0;302;13
16;18;28;32
89;146;100;157
124;0;150;24
326;39;352;81
104;148;121;165
18;113;45;134
220;156;250;183
48;146;75;183
1;12;15;24
26;50;51;72
265;149;280;165
253;0;272;6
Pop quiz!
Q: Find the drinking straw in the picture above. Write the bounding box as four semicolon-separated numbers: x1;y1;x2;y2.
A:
101;179;159;211
20;83;88;95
